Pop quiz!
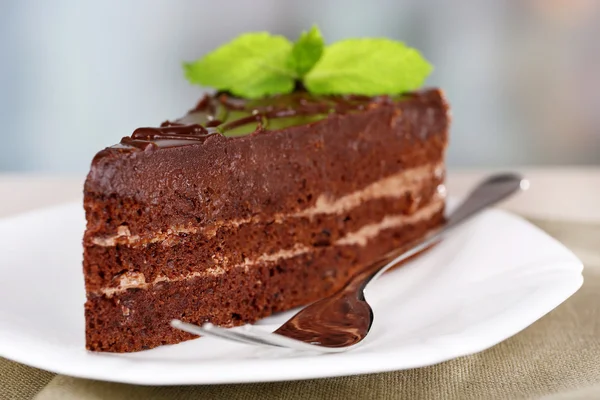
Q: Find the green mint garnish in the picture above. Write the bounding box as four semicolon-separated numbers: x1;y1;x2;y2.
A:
184;26;432;98
305;38;432;95
290;25;325;78
183;32;296;99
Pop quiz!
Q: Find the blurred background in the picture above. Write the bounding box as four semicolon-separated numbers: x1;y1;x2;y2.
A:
1;0;599;173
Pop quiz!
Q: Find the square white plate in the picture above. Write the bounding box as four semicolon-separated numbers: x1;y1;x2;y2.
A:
0;202;583;385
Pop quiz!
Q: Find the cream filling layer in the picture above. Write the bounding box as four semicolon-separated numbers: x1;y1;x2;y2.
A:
91;162;444;248
97;197;444;297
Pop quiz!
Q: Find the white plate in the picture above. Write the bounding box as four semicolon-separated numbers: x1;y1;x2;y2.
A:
0;201;583;385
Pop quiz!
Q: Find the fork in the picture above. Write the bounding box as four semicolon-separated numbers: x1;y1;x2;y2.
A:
171;173;527;353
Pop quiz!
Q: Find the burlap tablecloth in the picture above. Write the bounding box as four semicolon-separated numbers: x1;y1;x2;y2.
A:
1;218;599;400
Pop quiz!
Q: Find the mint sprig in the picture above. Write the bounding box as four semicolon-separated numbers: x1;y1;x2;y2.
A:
184;26;432;98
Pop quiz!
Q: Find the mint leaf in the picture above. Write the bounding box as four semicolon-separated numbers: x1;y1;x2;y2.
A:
183;30;433;98
304;38;432;95
291;25;324;77
184;32;296;99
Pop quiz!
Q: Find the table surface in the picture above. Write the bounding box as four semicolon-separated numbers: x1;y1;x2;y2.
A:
1;167;598;221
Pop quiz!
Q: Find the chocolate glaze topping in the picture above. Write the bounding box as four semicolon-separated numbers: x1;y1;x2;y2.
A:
105;91;411;153
90;89;450;168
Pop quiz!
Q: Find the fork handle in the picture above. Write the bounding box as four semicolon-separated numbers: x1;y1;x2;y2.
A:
364;173;527;286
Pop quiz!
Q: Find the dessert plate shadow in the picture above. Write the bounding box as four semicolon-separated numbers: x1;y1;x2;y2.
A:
0;200;583;385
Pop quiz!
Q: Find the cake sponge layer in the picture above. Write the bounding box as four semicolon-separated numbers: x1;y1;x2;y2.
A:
85;207;444;352
84;166;443;293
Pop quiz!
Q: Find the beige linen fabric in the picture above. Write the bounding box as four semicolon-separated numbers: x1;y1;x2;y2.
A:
0;359;54;400
0;219;597;400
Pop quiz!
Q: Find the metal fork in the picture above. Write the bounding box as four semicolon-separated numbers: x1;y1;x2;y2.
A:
171;173;527;353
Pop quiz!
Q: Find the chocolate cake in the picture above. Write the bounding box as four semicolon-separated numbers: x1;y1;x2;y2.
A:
83;88;450;352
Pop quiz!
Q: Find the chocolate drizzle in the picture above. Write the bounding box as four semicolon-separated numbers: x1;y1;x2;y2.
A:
119;122;219;150
134;123;209;138
101;91;410;156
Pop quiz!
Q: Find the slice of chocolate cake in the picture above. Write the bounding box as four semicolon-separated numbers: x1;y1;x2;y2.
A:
83;89;449;352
